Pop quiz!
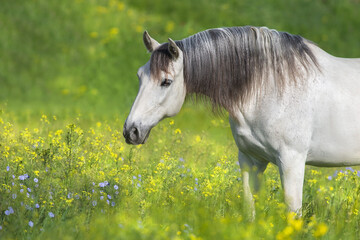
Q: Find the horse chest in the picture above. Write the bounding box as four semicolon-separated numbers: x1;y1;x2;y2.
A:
229;116;277;163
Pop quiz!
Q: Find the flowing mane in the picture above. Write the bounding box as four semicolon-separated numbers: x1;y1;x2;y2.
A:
150;26;320;114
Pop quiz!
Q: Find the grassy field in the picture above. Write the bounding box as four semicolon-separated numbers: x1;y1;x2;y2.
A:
1;0;360;239
1;112;360;239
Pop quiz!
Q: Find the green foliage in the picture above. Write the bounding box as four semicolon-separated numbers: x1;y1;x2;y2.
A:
1;113;360;239
1;0;359;116
1;0;360;239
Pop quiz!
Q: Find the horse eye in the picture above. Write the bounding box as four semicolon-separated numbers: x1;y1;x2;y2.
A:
160;78;173;87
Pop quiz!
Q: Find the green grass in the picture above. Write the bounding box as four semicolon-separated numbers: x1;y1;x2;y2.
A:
1;112;360;239
1;0;360;239
1;0;359;115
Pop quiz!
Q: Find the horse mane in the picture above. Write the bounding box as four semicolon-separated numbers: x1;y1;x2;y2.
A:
150;26;320;115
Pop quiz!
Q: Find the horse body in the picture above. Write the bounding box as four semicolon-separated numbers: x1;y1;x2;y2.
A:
308;47;360;166
123;26;360;217
231;45;360;167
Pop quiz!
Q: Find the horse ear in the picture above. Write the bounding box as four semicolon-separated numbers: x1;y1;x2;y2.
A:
143;31;160;52
168;38;179;59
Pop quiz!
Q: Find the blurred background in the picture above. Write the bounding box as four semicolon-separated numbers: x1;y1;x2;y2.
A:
1;0;359;128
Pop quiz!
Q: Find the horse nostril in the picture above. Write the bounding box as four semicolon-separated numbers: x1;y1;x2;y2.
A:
130;127;139;140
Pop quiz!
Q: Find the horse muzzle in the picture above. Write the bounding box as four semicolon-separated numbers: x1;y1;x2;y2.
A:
123;122;151;145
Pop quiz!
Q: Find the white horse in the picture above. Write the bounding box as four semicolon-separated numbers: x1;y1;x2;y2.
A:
123;26;360;217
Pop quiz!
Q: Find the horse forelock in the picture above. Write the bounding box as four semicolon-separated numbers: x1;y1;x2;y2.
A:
149;26;320;116
150;43;173;80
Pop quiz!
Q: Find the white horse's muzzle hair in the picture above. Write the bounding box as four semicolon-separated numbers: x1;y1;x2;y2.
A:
123;121;152;145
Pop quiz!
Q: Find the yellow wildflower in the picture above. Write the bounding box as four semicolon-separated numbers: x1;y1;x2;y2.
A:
313;223;328;238
109;27;119;37
90;32;98;38
118;2;125;11
135;25;143;33
96;6;108;14
165;21;175;33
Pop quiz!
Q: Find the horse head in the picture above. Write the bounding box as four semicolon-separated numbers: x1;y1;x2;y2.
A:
123;31;186;145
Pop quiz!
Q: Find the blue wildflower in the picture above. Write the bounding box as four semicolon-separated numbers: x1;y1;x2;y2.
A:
111;202;115;207
34;178;38;183
48;212;54;218
5;210;10;216
132;176;137;180
99;181;109;187
92;201;97;206
12;194;17;199
35;203;40;208
100;196;104;200
137;183;141;188
107;195;112;199
20;189;24;193
27;188;32;193
114;185;119;190
107;199;110;205
6;166;10;171
29;221;34;228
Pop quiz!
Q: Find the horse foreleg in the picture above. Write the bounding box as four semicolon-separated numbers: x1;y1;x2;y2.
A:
238;151;268;221
277;151;306;215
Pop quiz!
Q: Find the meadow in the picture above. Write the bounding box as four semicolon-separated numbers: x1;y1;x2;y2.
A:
1;0;360;239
